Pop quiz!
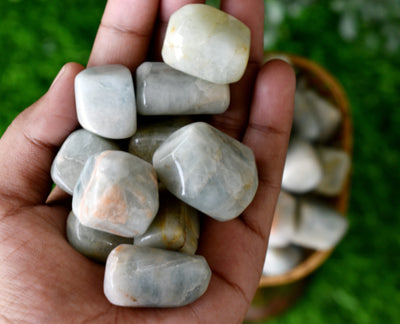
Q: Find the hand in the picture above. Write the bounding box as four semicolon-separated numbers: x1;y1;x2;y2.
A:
0;1;295;323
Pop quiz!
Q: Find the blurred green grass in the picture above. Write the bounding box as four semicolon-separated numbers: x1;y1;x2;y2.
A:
0;1;399;323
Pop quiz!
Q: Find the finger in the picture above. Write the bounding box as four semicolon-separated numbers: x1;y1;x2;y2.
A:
193;60;295;321
88;0;159;70
242;59;296;237
150;0;205;61
210;0;265;140
0;63;85;207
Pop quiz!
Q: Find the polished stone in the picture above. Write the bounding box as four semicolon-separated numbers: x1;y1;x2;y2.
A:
281;138;323;193
72;150;159;238
135;190;200;255
291;199;348;250
66;211;133;263
104;245;211;307
128;117;193;163
153;122;258;221
75;64;137;139
293;89;321;141
162;4;250;84
305;90;342;142
315;147;351;196
263;245;303;276
136;62;230;115
51;129;119;195
269;191;296;248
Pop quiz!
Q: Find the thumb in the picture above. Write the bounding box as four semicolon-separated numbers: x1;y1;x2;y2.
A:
0;62;85;207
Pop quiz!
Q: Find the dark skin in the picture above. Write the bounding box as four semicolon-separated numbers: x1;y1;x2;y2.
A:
0;0;295;323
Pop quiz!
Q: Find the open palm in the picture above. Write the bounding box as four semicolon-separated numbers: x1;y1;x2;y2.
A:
0;1;295;323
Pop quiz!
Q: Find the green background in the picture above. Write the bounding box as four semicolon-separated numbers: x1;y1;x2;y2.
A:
0;1;399;323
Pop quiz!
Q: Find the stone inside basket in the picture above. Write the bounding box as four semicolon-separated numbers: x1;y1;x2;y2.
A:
259;52;353;287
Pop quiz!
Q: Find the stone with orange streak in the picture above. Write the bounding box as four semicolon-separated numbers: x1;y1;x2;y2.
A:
72;150;159;238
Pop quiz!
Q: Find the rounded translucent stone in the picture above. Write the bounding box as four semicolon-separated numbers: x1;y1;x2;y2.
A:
136;62;230;115
75;64;137;139
162;4;251;84
104;245;211;307
153;122;258;221
66;211;133;263
51;129;119;195
72;150;159;238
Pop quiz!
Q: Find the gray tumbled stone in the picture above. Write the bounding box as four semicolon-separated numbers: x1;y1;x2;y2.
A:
66;211;133;263
136;62;230;115
75;64;137;139
128;117;193;163
153;122;258;221
72;150;159;238
51;129;119;195
291;199;348;250
104;245;211;307
134;190;200;255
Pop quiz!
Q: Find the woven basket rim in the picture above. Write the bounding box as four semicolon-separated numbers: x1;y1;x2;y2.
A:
259;52;353;287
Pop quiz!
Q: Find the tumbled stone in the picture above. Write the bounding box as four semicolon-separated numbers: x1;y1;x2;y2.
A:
262;245;303;276
135;190;200;255
269;191;296;248
305;90;342;142
153;122;258;221
162;4;250;84
292;89;321;141
75;64;137;139
136;62;230;115
51;129;119;195
281;138;323;194
291;199;348;250
72;150;159;238
66;211;133;263
315;147;351;196
104;245;211;307
128;116;193;163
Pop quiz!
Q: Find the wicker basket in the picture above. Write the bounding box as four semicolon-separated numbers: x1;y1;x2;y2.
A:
246;53;352;321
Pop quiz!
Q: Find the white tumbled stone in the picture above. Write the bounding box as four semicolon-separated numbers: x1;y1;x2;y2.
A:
75;64;137;139
291;199;348;250
72;150;159;238
51;129;119;195
104;245;211;307
263;245;303;276
282;138;323;194
162;4;251;84
136;62;230;115
269;191;297;248
153;122;258;222
315;147;351;196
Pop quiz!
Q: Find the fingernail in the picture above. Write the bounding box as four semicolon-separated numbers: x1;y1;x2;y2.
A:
50;64;67;89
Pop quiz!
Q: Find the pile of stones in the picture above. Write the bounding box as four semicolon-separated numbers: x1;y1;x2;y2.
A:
262;66;351;277
51;4;256;307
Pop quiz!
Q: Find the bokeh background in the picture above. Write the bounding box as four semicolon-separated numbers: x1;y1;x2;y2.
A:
0;0;399;322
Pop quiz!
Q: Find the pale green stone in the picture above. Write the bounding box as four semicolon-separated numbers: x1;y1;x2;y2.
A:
66;211;133;263
162;4;250;84
104;245;211;307
153;122;258;221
